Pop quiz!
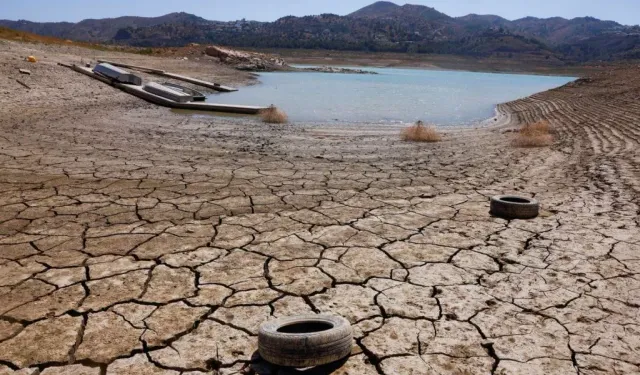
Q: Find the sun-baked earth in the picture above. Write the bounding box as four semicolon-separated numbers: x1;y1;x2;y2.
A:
0;40;639;375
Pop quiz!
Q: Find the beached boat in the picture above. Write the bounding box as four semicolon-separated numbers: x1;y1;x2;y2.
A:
161;82;206;101
93;63;142;85
64;64;265;114
143;82;193;103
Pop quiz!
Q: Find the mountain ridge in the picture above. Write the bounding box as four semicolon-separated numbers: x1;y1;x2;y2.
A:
348;1;401;18
0;12;208;42
1;2;639;62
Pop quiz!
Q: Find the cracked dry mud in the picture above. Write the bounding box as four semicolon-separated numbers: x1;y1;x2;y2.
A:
1;41;640;374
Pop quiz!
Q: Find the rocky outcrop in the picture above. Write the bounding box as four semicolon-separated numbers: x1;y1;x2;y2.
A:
205;45;377;74
205;45;288;72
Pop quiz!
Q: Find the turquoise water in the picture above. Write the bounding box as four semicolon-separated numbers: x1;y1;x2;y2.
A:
208;67;575;125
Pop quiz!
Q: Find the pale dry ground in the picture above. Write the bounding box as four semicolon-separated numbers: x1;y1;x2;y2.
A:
1;41;640;375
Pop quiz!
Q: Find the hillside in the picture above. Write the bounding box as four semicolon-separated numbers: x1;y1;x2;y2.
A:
1;2;639;62
348;3;452;21
0;25;105;49
508;16;625;45
0;12;207;42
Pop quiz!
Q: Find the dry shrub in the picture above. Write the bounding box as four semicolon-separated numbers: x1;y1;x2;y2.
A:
260;105;288;124
525;120;552;134
513;120;553;147
401;121;442;142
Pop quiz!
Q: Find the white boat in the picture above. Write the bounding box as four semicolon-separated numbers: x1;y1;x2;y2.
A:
161;82;206;101
92;63;142;85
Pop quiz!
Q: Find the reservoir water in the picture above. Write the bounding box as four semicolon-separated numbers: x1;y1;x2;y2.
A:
208;67;575;125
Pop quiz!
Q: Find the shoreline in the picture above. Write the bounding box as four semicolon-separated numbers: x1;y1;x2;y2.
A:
248;48;598;77
289;62;583;78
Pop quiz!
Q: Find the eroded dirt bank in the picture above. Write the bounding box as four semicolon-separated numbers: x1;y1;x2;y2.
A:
0;41;639;375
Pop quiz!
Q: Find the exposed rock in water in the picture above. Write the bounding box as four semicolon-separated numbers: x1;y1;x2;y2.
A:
235;62;287;72
298;66;378;74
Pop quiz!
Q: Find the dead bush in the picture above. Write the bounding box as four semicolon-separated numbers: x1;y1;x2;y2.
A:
513;120;553;147
260;105;288;124
401;121;442;142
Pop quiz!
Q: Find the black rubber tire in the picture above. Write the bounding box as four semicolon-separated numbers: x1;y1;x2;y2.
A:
258;315;353;367
490;195;540;220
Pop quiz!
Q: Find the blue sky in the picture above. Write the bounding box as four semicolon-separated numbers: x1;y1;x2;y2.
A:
2;0;638;25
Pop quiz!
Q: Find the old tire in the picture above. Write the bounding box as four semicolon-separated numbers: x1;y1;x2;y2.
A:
258;315;353;367
490;195;539;220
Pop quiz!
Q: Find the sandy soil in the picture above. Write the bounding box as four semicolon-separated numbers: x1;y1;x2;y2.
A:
0;41;639;375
